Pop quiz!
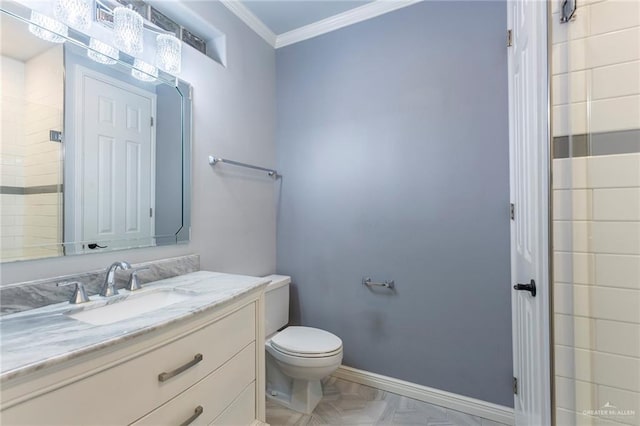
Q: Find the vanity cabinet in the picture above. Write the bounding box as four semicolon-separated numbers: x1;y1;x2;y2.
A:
0;289;266;426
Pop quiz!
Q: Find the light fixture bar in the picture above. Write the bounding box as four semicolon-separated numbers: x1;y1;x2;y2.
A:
95;0;207;54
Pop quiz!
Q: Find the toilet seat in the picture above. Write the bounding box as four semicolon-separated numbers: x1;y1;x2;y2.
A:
266;339;343;370
270;326;342;358
271;345;343;359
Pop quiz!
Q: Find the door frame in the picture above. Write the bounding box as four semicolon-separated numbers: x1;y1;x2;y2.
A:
507;0;553;424
68;65;157;253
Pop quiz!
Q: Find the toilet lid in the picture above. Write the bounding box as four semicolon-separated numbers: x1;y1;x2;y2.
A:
271;326;342;356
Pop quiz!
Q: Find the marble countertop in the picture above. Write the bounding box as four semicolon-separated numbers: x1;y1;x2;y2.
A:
0;271;269;382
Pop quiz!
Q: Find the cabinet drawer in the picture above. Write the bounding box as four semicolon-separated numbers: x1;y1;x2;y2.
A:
210;382;256;426
1;304;255;425
131;342;255;426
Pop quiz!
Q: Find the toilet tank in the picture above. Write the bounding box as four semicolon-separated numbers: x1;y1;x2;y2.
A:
263;275;291;336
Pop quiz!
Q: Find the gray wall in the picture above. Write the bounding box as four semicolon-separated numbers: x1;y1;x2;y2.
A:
2;1;276;284
276;1;513;406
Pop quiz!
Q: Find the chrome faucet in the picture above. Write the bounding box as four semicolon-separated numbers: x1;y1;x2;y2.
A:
57;281;90;304
100;261;131;297
126;267;150;291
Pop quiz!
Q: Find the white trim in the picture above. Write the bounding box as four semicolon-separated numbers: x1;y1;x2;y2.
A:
219;0;277;47
220;0;423;49
332;365;515;426
274;0;423;48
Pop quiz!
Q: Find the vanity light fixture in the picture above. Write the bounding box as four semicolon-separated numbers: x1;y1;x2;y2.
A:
88;38;119;65
26;1;182;77
28;10;68;43
113;5;143;56
54;0;92;31
155;34;181;75
131;58;157;82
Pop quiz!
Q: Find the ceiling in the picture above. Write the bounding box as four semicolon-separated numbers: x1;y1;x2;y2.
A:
240;0;373;35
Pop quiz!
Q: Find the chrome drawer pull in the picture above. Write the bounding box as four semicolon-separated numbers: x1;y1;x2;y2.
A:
179;406;203;426
158;353;203;382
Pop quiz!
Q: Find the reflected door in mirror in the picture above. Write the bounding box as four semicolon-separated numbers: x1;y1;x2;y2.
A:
77;69;155;252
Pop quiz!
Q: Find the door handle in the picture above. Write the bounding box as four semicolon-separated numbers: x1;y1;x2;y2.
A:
87;243;107;249
513;279;536;297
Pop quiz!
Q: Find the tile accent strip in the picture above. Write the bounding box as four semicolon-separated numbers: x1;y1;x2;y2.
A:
554;129;640;159
0;254;200;315
0;185;63;195
0;186;24;195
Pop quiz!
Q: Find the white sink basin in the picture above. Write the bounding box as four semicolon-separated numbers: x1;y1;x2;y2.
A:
68;289;193;326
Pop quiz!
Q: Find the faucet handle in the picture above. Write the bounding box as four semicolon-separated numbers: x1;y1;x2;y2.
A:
57;281;90;304
127;267;150;291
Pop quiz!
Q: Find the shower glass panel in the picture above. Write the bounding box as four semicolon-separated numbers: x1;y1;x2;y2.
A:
551;0;640;425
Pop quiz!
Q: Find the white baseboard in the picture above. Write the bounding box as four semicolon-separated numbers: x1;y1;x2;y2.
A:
332;366;515;426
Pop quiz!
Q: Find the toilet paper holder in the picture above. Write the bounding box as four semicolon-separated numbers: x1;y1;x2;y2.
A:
362;277;395;290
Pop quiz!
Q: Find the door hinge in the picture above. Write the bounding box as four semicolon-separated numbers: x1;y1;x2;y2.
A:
510;203;515;220
513;377;518;395
507;29;513;47
150;116;154;127
150;208;153;217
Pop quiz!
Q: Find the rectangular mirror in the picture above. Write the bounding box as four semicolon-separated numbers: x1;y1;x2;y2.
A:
0;3;191;262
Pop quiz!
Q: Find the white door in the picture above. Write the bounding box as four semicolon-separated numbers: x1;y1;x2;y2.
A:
508;0;552;424
80;72;155;251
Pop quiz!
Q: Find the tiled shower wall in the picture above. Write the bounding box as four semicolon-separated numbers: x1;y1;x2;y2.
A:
0;57;26;259
23;46;64;259
0;45;63;261
551;0;640;425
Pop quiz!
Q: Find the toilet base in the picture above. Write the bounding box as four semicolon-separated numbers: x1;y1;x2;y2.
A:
267;378;322;415
266;352;325;414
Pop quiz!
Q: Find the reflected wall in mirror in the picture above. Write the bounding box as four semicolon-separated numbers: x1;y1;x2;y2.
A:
0;5;191;263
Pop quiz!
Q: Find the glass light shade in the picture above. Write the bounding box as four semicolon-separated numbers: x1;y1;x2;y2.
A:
54;0;92;31
28;11;68;43
155;34;181;75
131;59;158;82
113;6;143;56
88;38;118;65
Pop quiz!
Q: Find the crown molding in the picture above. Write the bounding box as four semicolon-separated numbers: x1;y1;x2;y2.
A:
219;0;277;47
221;0;422;50
274;0;423;48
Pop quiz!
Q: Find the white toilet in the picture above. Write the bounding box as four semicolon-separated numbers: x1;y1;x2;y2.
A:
263;275;343;414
